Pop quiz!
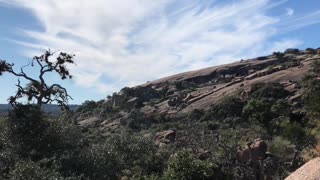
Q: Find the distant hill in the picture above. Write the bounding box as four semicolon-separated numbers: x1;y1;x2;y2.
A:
0;104;79;114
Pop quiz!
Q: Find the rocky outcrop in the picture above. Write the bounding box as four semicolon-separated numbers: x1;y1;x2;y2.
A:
285;157;320;180
155;130;176;146
236;139;279;180
236;138;268;163
95;48;319;117
78;116;101;128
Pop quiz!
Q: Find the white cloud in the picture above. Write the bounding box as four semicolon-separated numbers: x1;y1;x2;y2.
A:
286;8;294;16
0;0;318;95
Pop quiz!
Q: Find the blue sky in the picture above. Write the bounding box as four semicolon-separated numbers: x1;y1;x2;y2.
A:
0;0;320;104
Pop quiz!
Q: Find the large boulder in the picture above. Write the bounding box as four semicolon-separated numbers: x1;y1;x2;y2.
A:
236;138;268;163
285;157;320;180
155;130;176;146
236;139;279;180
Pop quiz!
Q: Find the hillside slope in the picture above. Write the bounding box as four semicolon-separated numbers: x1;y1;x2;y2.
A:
107;49;318;113
76;48;320;129
0;49;319;179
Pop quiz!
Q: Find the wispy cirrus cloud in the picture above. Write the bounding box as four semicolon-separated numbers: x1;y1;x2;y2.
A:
0;0;319;95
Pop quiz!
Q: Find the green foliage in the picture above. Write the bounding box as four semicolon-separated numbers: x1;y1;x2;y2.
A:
44;114;83;157
105;133;166;176
269;136;295;160
76;100;99;114
242;83;290;132
121;111;171;131
188;109;205;122
75;100;107;116
2;51;320;179
196;96;246;130
273;52;284;58
250;83;290;100
284;48;300;54
174;81;197;90
303;78;320;116
125;110;150;130
271;100;289;115
303;60;320;118
281;121;306;141
2;51;74;107
209;96;245;121
3;105;83;161
9;160;80;180
0;60;11;75
163;151;215;180
306;48;317;54
242;98;288;130
5;105;48;160
59;144;120;180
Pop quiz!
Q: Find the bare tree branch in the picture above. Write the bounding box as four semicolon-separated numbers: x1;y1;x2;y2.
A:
2;50;75;109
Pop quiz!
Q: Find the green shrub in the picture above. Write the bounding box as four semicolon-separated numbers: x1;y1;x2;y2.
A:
3;105;83;161
126;110;149;130
9;160;76;180
105;133;165;176
174;81;197;90
243;98;289;132
58;144;120;180
303;60;320;118
250;83;289;100
5;105;49;160
0;117;8;150
210;96;244;121
269;136;295;160
76;100;104;116
163;151;215;180
43;114;83;157
284;48;299;54
281;121;306;141
243;99;273;124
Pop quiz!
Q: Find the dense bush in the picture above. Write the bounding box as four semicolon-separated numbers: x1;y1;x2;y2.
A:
5;105;49;160
250;83;290;100
303;60;320;118
2;105;83;161
8;160;71;180
174;81;197;90
242;98;288;132
163;151;215;180
76;100;105;117
269;136;295;160
242;83;290;133
58;144;120;179
209;96;245;121
105;133;166;176
284;48;300;54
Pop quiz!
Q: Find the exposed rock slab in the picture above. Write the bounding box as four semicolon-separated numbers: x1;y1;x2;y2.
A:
98;49;320;117
78;116;101;128
285;157;320;180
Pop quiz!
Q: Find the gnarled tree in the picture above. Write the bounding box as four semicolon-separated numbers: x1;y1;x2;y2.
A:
0;50;75;109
